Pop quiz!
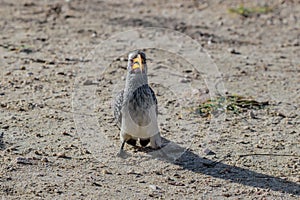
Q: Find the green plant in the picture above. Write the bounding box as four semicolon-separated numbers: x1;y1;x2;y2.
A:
228;5;273;17
195;94;269;117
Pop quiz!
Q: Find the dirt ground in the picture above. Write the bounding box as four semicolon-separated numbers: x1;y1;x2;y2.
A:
0;0;299;199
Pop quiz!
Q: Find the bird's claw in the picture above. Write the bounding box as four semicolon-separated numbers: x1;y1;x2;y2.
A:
150;133;162;149
117;149;130;159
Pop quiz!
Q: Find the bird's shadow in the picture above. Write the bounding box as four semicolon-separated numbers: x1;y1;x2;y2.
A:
140;137;300;196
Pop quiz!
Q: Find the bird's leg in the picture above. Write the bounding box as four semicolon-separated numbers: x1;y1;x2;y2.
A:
117;130;126;157
117;131;133;157
120;140;125;151
117;140;126;157
150;132;162;149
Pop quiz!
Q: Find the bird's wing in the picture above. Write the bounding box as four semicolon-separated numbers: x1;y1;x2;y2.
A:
113;90;124;129
149;86;158;116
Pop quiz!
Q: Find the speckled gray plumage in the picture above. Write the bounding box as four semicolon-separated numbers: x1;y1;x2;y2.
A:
114;84;158;129
113;90;124;129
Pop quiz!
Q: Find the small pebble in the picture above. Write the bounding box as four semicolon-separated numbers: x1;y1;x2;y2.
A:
62;131;70;136
127;170;135;174
5;71;11;76
16;157;32;165
149;184;160;190
56;72;66;75
41;157;48;162
20;66;26;70
83;80;96;85
179;78;191;83
228;48;241;55
56;152;67;158
92;182;102;187
102;169;112;174
183;69;193;73
34;150;42;155
249;111;256;119
203;148;216;155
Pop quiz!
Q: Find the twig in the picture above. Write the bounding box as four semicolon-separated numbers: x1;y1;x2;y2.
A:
238;153;300;158
47;106;98;117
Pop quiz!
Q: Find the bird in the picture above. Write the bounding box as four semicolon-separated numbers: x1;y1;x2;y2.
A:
113;50;162;155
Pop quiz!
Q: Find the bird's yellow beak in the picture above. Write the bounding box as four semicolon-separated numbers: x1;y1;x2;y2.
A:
132;54;143;70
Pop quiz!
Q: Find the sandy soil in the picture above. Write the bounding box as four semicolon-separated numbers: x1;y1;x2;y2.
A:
0;0;299;199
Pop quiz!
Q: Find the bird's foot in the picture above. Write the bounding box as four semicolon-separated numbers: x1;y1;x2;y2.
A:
150;133;162;149
117;149;128;158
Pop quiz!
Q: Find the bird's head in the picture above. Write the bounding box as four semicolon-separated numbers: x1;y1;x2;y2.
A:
127;50;147;74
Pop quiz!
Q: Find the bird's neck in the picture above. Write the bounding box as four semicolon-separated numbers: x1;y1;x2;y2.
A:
124;73;148;94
